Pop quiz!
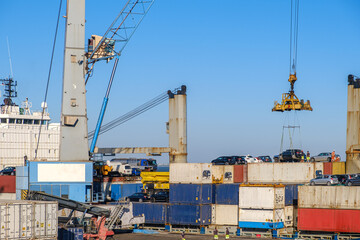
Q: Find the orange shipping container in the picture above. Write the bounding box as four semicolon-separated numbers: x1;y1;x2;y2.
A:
234;165;247;183
323;162;332;175
0;176;16;193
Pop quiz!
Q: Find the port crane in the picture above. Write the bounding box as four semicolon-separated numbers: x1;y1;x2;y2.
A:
272;0;312;112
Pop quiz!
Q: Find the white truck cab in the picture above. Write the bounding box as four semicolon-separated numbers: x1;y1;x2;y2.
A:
107;160;132;176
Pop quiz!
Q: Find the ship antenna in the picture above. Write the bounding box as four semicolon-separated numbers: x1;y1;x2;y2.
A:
6;37;13;78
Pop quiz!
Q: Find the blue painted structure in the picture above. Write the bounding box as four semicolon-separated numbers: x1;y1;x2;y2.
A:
285;184;299;205
58;227;84;240
169;184;214;204
168;204;211;226
215;183;240;205
133;202;168;224
17;161;93;203
238;221;284;229
111;183;142;201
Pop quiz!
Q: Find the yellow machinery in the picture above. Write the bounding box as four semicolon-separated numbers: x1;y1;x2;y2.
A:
93;161;112;177
140;172;169;190
272;0;312;112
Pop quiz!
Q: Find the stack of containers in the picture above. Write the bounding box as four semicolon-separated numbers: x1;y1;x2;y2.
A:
298;186;360;233
110;183;142;201
238;184;291;229
169;163;213;226
132;202;169;225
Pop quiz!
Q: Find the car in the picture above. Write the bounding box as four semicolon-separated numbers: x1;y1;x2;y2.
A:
125;192;149;202
258;156;273;163
336;174;359;185
241;155;258;163
310;152;341;162
0;166;16;176
211;156;235;165
279;149;304;162
273;155;280;162
150;191;169;202
231;156;247;165
345;175;360;186
310;175;339;186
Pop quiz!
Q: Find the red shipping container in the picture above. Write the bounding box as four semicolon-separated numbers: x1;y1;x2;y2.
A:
234;165;247;183
298;208;360;233
0;176;16;193
323;162;332;175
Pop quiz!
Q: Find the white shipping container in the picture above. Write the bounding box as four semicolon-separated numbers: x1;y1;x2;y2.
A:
247;163;317;184
284;206;294;227
170;163;212;184
299;186;360;209
239;208;284;223
239;185;285;209
0;193;16;200
0;200;57;239
211;165;234;184
211;205;238;225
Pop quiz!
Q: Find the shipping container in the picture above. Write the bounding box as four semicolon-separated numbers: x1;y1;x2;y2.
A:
168;204;211;226
211;166;234;184
58;227;83;240
284;206;294;227
234;165;247;183
215;184;239;205
323;162;332;175
0;176;15;193
133;202;168;224
332;162;345;175
211;204;238;225
299;186;360;209
0;200;57;239
169;184;214;204
247;163;317;184
169;163;212;184
239;185;285;209
298;208;360;233
0;193;16;200
238;208;284;229
111;183;142;201
284;185;298;206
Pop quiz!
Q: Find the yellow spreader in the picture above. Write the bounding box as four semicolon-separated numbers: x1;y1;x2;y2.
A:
272;74;312;112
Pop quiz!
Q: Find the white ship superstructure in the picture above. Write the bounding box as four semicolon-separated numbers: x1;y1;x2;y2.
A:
0;96;59;168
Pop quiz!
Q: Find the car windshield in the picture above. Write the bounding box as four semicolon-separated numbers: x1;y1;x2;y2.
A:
125;166;131;169
3;167;12;171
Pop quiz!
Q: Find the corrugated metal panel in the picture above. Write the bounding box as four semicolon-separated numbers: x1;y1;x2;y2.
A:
298;208;360;233
58;227;83;240
285;185;298;206
169;163;212;184
0;176;15;193
0;193;16;200
314;162;324;174
16;166;28;177
212;204;238;225
239;185;285;209
169;184;214;204
284;206;294;227
111;183;142;201
234;165;247;183
168;204;211;226
247;163;316;184
212;166;235;184
332;162;345;174
238;208;285;229
133;202;168;224
16;176;28;190
215;184;239;205
323;162;332;175
0;200;57;239
299;186;360;209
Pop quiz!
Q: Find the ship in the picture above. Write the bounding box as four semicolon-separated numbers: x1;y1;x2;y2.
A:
0;77;59;169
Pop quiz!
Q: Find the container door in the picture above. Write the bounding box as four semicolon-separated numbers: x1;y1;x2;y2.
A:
0;205;6;239
46;203;58;236
34;202;46;237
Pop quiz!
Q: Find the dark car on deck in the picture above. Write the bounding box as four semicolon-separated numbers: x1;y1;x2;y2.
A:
258;156;273;162
231;156;247;165
279;149;304;162
0;167;16;176
150;191;169;202
125;192;149;202
345;175;360;186
211;156;234;165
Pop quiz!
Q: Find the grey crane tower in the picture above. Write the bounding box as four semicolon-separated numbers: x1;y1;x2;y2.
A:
59;0;89;161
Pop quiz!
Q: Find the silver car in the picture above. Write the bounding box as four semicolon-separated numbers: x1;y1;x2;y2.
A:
310;152;341;162
310;175;339;186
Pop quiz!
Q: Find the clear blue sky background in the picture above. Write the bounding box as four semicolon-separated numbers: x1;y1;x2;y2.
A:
0;1;359;164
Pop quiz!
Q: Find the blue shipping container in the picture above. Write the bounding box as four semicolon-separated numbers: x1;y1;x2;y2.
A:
238;221;284;229
111;183;142;201
168;204;211;226
285;185;298;205
169;184;214;204
215;183;240;205
58;227;83;240
133;202;168;224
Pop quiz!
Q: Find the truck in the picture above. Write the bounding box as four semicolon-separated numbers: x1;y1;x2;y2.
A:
110;158;157;171
107;160;132;176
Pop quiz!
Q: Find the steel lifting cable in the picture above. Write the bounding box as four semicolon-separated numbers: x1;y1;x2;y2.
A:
34;0;63;159
289;0;300;74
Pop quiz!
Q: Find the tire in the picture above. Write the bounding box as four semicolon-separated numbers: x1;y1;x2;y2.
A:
225;162;229;165
327;181;331;186
139;198;143;203
10;172;14;176
151;198;155;203
310;181;315;186
125;197;130;203
310;158;315;162
347;181;352;186
327;157;331;162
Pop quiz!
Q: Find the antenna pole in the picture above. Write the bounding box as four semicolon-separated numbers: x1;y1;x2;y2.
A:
6;37;13;78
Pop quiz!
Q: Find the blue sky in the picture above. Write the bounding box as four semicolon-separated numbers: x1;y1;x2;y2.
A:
0;1;359;163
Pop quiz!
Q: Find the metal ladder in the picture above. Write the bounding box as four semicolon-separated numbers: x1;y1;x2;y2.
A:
106;202;128;230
